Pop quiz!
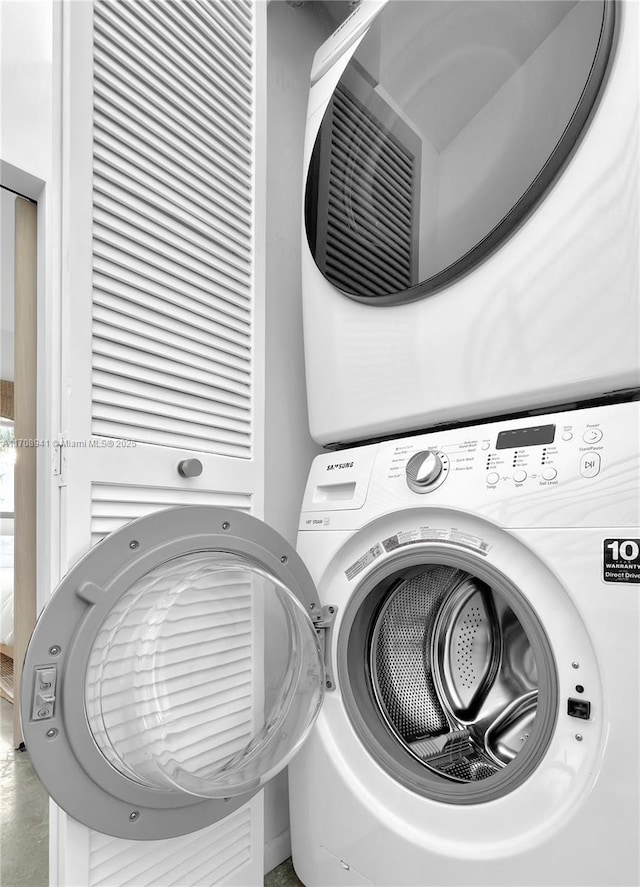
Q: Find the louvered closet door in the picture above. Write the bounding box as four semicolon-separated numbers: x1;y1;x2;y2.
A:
52;1;267;884
92;0;254;458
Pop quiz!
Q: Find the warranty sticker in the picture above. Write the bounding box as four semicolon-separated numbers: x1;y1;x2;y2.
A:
603;538;640;584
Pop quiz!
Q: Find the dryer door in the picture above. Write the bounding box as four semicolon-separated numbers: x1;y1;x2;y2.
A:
305;0;615;304
21;506;325;840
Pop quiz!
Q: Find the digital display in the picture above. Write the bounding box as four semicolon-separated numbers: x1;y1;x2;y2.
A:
496;424;556;450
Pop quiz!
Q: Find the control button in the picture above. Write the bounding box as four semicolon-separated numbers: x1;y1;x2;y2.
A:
561;431;573;441
513;470;527;483
486;472;499;485
567;698;591;720
481;441;490;451
583;428;603;444
542;467;557;481
406;451;444;493
580;452;601;478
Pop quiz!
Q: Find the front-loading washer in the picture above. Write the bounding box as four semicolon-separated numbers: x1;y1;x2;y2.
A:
302;0;639;445
290;397;639;885
20;400;639;886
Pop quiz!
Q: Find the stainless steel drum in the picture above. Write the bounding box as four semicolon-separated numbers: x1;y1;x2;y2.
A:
370;566;540;784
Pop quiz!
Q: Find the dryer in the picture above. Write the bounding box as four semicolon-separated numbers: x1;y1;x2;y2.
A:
21;399;640;886
302;0;639;445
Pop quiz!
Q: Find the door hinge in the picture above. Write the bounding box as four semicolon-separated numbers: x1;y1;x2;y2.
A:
311;604;337;692
53;435;66;487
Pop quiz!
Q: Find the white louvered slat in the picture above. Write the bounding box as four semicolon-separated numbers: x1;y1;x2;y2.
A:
91;404;251;454
89;807;252;887
92;387;251;438
159;2;253;92
91;0;255;457
92;254;251;329
93;97;252;223
93;309;248;381
92;273;250;350
91;336;249;400
91;372;251;426
96;3;253;148
93;188;251;283
92;153;250;260
92;50;252;196
92;291;249;367
92;309;250;384
91;377;251;434
91;410;251;458
93;220;251;308
90;483;252;547
92;359;249;411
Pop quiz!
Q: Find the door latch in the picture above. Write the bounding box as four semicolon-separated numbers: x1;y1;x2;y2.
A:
311;605;337;691
31;665;58;720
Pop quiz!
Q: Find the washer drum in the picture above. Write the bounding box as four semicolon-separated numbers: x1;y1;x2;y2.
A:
370;566;540;784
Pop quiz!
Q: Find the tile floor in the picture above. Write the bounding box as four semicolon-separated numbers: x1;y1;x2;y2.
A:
1;696;304;886
264;858;305;887
0;696;49;887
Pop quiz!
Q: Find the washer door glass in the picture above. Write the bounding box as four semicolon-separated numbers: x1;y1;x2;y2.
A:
305;0;614;303
84;551;323;799
21;507;325;839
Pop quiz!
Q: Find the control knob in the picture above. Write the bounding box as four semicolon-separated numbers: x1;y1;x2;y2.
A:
406;450;445;493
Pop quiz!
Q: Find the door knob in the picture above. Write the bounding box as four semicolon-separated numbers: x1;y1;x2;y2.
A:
177;458;203;478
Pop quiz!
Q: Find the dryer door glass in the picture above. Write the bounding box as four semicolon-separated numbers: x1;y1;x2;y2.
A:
305;0;614;303
21;507;325;839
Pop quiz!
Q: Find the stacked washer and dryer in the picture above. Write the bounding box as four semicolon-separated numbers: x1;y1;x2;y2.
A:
291;0;640;885
19;2;639;886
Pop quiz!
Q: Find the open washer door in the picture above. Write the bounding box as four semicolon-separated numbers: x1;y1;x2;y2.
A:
21;507;327;840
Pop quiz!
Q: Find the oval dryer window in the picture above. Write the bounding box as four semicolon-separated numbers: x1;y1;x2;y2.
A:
305;0;615;303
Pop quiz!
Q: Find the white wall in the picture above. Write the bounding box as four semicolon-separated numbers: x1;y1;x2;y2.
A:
264;0;331;872
0;0;55;191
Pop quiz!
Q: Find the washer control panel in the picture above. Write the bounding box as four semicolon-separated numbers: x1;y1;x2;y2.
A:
385;406;620;494
479;417;605;489
301;401;639;529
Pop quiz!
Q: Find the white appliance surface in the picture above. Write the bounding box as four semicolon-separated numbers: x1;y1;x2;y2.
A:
289;399;639;886
302;0;639;445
